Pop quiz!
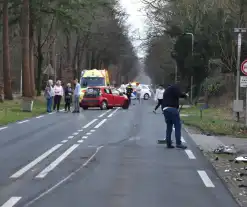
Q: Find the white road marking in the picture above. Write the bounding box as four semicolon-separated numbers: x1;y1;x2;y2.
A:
78;129;83;132
72;132;79;135
36;115;44;119
185;150;196;159
107;108;120;117
197;170;215;187
17;120;29;124
68;136;74;139
0;127;7;131
49;112;55;115
59;109;65;112
77;140;84;143
94;119;107;128
90;129;95;132
36;144;79;178
86;133;91;135
181;137;186;143
23;146;103;207
98;109;111;117
1;197;22;207
10;144;62;178
82;136;88;139
83;119;98;128
61;140;68;143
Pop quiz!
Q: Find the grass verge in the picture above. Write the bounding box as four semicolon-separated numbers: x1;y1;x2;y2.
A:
0;97;48;125
181;106;247;138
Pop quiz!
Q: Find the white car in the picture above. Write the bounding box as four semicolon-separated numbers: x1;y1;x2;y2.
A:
119;84;152;100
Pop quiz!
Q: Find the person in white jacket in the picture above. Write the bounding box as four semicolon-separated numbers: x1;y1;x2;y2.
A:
53;80;63;112
119;82;126;93
153;84;165;113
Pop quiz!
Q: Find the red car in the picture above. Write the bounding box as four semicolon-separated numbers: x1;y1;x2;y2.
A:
80;86;129;110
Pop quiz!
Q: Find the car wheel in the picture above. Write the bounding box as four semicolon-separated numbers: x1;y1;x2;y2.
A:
122;100;129;109
144;93;150;100
82;107;88;110
100;101;108;110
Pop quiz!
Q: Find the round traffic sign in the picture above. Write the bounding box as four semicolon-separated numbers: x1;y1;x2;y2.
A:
241;60;247;75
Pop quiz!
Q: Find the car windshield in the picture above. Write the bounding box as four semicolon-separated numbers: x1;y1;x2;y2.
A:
81;77;105;87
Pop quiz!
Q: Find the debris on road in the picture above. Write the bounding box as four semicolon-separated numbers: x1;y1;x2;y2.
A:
235;155;247;162
213;145;237;154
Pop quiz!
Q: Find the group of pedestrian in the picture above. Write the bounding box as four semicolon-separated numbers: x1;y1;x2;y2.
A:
120;82;142;104
153;84;188;149
44;78;81;113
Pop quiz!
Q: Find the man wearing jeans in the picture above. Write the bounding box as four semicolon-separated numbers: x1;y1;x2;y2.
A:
73;79;81;113
162;84;188;149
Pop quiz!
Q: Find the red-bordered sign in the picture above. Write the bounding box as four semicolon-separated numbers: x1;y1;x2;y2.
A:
241;59;247;75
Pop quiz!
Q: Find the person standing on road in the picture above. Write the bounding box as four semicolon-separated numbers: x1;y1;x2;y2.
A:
126;83;133;105
120;82;126;93
162;84;188;149
153;84;165;113
64;83;73;112
73;78;81;113
53;80;63;112
136;82;142;104
44;79;54;113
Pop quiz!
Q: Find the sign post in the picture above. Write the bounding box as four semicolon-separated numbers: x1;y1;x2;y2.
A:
241;59;247;125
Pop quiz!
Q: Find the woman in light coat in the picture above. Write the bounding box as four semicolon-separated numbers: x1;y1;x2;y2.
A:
153;84;165;113
44;79;54;113
53;80;63;112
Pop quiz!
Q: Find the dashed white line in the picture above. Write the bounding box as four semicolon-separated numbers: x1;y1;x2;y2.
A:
61;140;68;143
83;119;98;128
0;126;7;131
49;112;55;115
107;108;120;117
82;136;88;139
98;109;111;117
94;119;107;128
90;129;95;132
68;136;74;139
72;132;79;135
1;197;22;207
36;144;79;178
17;120;29;124
24;146;103;207
10;144;62;178
77;140;84;143
78;129;83;132
86;133;92;135
197;170;215;187
36;115;44;119
185;149;196;159
181;137;186;143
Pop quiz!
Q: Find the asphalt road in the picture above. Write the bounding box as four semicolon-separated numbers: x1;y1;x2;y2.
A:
0;100;240;207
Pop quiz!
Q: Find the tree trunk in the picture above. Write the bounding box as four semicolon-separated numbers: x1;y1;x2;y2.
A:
36;27;43;96
72;36;79;78
29;15;35;96
21;0;32;97
2;0;13;100
66;32;71;69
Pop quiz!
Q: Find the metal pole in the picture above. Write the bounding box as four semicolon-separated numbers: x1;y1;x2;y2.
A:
236;33;242;100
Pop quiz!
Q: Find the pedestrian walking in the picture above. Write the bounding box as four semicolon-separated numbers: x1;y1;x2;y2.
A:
126;83;133;105
162;84;188;149
153;84;165;113
64;83;73;112
136;82;142;103
72;78;81;113
53;80;63;112
44;79;54;113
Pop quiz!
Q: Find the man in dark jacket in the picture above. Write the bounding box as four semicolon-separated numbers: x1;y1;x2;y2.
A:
162;84;188;149
126;83;133;105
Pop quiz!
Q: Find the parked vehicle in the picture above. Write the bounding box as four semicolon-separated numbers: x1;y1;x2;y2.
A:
80;86;129;110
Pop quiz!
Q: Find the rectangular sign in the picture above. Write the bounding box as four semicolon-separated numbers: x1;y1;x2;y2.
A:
240;76;247;87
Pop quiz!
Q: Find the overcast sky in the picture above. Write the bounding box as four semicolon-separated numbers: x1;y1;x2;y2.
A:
120;0;146;57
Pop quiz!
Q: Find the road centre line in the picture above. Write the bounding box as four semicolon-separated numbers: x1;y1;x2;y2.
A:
36;115;44;119
36;144;79;178
77;140;84;143
17;120;29;124
82;136;88;139
72;132;79;135
61;140;68;143
197;170;215;188
10;144;62;178
24;146;103;207
90;129;95;132
0;126;7;131
68;136;74;139
107;108;120;117
181;137;186;143
83;119;98;128
98;109;111;117
94;119;107;128
185;149;196;159
86;133;92;135
1;197;22;207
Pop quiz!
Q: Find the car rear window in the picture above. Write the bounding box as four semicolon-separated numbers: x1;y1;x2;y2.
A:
84;88;101;97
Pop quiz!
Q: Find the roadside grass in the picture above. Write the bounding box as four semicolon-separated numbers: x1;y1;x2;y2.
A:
0;97;52;125
181;106;247;138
